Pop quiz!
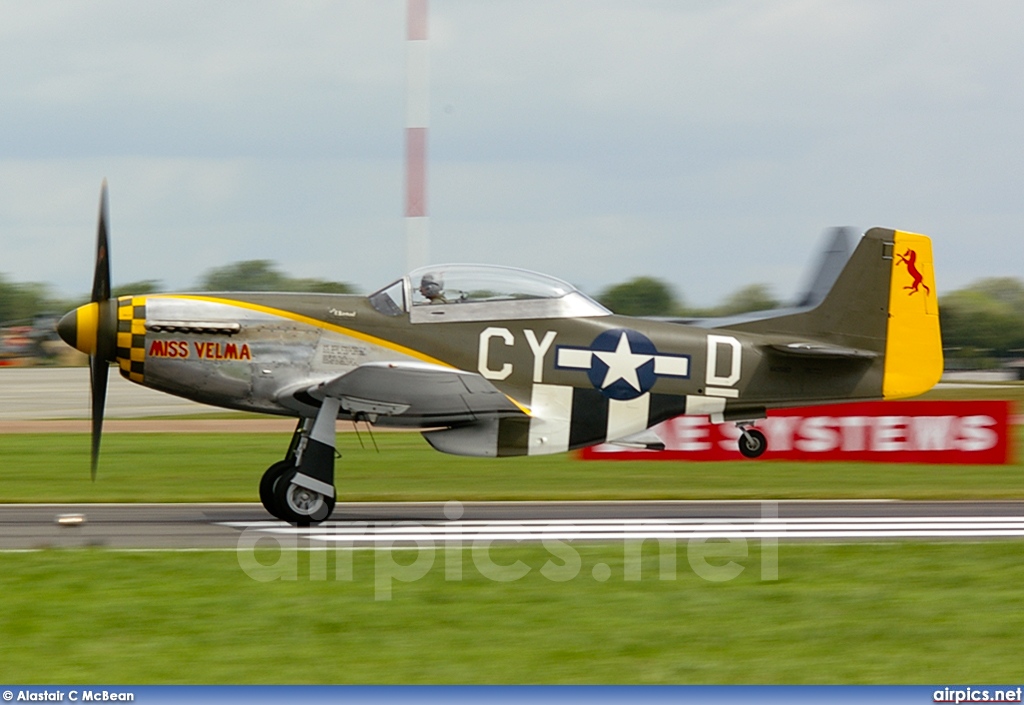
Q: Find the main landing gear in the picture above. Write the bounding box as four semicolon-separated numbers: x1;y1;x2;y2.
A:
736;423;767;459
260;399;341;525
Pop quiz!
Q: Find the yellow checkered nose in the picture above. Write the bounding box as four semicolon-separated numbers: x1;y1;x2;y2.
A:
57;303;100;355
115;296;148;383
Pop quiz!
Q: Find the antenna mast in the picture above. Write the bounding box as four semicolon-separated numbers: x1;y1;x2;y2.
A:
405;0;429;270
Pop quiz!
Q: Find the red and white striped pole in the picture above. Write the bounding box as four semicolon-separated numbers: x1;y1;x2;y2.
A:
405;0;429;271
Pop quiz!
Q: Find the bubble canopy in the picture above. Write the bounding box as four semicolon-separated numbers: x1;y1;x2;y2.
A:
369;264;611;323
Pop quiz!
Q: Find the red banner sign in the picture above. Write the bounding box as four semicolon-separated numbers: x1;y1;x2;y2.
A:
581;400;1013;464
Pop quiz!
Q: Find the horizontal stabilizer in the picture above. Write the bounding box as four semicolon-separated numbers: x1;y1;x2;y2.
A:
764;341;877;359
792;226;853;308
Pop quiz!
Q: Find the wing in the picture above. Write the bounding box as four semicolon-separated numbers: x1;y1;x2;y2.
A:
304;361;526;427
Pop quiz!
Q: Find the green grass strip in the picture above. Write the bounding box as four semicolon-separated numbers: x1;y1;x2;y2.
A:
2;428;1022;503
1;542;1022;683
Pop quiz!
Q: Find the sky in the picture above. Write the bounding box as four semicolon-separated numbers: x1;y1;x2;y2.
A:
1;0;1023;307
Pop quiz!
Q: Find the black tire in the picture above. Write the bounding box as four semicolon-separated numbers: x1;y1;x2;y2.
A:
272;469;336;526
738;428;767;459
259;460;294;519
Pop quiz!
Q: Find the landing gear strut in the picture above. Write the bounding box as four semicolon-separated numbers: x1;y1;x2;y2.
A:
260;400;340;525
737;424;767;459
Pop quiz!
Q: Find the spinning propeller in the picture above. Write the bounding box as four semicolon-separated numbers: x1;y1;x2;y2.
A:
57;181;119;479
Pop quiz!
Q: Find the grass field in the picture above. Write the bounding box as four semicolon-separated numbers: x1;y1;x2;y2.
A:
1;426;1021;503
1;541;1023;683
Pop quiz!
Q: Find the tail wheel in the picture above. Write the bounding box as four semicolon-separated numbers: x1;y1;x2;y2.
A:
738;428;767;459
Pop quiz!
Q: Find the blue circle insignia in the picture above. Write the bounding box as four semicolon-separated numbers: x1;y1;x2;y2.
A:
586;328;658;400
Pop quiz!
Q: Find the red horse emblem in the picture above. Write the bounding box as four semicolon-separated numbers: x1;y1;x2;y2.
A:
896;248;930;296
897;247;929;295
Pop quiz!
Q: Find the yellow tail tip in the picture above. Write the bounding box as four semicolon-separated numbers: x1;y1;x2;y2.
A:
882;231;943;399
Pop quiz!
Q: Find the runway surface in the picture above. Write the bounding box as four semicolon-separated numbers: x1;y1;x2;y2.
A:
3;500;1024;550
0;367;215;420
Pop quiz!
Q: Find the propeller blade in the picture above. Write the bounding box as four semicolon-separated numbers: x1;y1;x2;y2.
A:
89;353;109;481
92;180;111;303
89;180;114;480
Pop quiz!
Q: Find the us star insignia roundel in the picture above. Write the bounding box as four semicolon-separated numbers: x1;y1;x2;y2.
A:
555;328;690;401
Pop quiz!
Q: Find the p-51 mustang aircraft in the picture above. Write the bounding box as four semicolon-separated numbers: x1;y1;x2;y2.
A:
58;184;942;524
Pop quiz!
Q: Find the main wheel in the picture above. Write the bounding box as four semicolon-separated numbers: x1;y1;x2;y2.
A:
259;460;294;519
738;428;767;458
273;469;336;526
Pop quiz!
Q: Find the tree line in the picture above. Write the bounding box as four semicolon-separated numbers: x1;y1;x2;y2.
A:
0;260;354;326
595;276;1024;366
2;264;1022;366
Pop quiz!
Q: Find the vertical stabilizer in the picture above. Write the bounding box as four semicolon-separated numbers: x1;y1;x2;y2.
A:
724;227;943;400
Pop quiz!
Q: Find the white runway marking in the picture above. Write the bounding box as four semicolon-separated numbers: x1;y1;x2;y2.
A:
219;516;1024;543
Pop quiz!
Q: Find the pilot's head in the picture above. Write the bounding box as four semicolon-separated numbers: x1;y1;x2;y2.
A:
419;273;443;301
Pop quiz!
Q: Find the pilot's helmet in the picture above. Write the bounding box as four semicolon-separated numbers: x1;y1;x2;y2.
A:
419;273;443;299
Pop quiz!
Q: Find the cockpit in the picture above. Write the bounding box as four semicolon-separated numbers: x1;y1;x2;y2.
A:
368;264;611;323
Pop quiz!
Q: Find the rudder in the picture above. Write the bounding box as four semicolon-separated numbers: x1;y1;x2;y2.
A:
883;230;942;398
